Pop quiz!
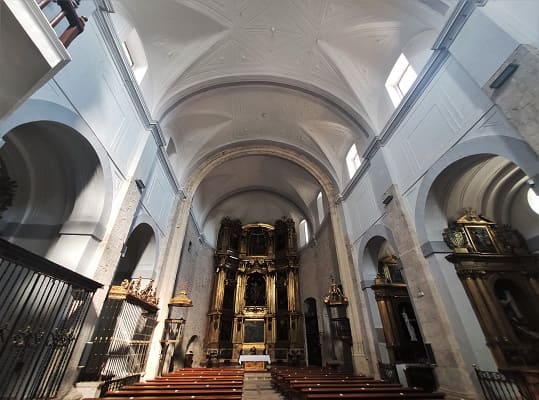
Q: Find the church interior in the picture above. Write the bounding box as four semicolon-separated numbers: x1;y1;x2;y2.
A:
1;1;539;399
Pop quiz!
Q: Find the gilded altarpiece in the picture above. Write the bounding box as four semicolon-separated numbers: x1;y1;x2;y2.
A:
205;218;304;364
443;210;539;368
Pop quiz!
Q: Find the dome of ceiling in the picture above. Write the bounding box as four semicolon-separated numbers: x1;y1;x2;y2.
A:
110;0;457;242
162;83;366;187
112;0;456;131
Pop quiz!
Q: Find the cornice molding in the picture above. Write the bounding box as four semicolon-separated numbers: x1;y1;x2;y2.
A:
93;4;180;193
339;0;483;202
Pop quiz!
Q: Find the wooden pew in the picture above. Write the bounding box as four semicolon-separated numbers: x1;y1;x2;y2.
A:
105;388;242;397
291;386;428;400
300;393;445;400
87;397;242;400
95;367;244;400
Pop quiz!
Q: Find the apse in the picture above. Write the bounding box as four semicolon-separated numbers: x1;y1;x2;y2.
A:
192;154;322;247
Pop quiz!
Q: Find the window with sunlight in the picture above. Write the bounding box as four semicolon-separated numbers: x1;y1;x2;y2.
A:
346;144;361;178
316;191;324;224
385;53;417;107
121;29;148;84
299;219;309;246
527;187;539;215
121;41;134;67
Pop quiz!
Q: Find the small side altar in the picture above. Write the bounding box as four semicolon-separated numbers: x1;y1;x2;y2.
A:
238;355;271;371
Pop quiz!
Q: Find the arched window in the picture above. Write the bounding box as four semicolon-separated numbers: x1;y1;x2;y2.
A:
299;219;309;246
527;187;539;215
121;29;148;83
316;191;324;224
385;53;417;107
346;144;361;178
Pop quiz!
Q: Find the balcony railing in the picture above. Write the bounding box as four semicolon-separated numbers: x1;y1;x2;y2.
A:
0;238;102;399
474;365;531;400
79;293;158;382
378;362;399;383
37;0;87;48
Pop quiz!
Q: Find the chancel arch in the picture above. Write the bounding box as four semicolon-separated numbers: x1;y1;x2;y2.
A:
144;141;381;376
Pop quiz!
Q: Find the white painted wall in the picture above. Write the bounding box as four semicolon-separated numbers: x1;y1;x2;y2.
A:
0;9;177;280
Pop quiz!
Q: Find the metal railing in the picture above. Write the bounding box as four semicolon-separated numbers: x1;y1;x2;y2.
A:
99;374;140;397
37;0;87;48
330;318;352;339
79;295;157;381
378;361;399;383
474;365;531;400
0;238;102;399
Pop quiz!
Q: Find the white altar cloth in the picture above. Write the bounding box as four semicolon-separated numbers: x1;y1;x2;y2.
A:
238;355;271;364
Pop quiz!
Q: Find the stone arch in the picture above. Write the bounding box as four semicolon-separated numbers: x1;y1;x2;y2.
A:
357;229;399;365
112;222;157;284
414;135;539;247
409;136;539;372
0;103;113;272
158;79;374;138
152;141;368;375
182;143;338;205
356;225;399;282
0;99;113;227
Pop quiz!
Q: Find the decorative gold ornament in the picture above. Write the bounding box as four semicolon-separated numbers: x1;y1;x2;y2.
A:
323;276;348;306
108;277;158;306
169;289;193;307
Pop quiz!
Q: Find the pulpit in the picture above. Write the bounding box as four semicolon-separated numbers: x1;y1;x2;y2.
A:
239;355;271;371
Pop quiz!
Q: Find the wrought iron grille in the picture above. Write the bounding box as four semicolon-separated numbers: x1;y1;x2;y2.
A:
79;295;157;381
378;361;399;383
99;374;140;397
330;318;352;339
474;365;531;400
0;239;101;399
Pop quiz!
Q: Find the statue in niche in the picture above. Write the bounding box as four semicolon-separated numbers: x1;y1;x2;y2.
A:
245;273;266;306
496;283;539;341
401;310;418;342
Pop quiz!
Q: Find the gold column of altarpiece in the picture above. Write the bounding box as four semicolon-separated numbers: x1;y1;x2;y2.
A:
205;217;304;365
443;209;539;369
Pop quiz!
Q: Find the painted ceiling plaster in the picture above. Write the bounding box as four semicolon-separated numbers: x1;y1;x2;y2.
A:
111;0;456;241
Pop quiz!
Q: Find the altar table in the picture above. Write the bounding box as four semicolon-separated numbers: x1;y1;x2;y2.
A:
238;355;271;371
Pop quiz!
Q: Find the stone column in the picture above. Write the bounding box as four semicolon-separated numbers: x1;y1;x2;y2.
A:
329;198;374;375
69;179;140;398
382;185;479;399
483;45;539;158
145;194;189;379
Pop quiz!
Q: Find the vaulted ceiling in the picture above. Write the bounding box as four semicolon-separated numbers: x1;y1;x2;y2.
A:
111;0;457;244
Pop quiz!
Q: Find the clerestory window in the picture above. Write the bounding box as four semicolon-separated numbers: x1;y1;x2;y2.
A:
385;53;417;107
346;143;361;178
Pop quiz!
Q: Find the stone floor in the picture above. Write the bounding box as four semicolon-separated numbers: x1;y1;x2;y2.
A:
242;372;283;400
